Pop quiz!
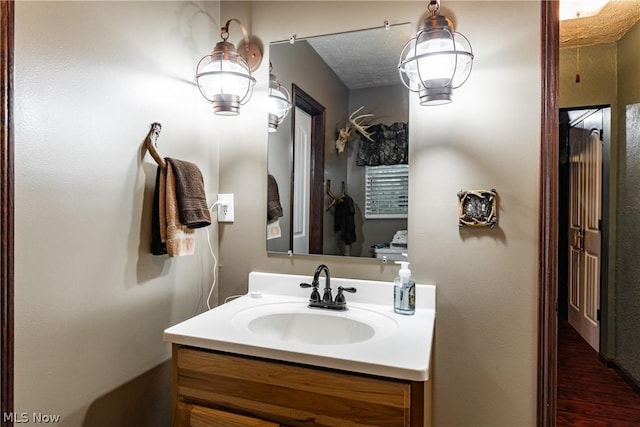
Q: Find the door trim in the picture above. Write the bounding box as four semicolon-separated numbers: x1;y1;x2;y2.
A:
291;84;325;255
1;0;15;423
539;0;559;425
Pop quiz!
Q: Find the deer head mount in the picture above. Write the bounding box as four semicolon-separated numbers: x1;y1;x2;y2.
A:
335;106;374;153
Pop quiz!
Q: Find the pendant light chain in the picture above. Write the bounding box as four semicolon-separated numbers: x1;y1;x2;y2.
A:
575;12;581;83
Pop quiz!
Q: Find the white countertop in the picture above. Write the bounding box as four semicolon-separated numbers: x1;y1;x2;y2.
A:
163;272;436;381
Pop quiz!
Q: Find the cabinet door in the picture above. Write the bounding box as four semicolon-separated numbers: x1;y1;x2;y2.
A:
176;347;416;426
190;405;279;427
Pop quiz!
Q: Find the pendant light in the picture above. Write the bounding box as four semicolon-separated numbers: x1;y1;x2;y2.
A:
398;0;474;106
195;19;262;115
268;63;292;132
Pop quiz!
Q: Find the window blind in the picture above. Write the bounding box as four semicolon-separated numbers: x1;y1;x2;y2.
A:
365;165;409;219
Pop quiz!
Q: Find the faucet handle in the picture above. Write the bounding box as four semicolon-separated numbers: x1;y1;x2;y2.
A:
334;286;357;305
300;282;321;303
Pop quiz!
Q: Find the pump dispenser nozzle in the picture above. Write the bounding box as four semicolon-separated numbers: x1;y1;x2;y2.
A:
396;261;411;282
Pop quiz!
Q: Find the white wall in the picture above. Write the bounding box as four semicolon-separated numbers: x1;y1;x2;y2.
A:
14;1;220;425
218;1;541;426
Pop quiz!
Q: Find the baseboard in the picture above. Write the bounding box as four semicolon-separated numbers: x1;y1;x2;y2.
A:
598;354;615;369
609;360;640;395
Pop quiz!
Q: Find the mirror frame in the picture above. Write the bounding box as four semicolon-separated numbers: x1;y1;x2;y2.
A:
1;0;15;421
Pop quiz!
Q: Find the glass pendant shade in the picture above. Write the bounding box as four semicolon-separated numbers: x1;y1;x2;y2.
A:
268;70;291;132
399;3;473;106
195;20;262;116
196;40;255;116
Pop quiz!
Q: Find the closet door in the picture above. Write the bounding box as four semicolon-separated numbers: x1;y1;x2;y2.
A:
292;107;311;255
568;123;601;352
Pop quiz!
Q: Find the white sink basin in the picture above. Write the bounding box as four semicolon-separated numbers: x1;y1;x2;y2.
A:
232;302;398;345
164;272;436;381
248;312;374;344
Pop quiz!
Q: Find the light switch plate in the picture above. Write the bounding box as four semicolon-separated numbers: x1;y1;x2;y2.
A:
217;193;234;223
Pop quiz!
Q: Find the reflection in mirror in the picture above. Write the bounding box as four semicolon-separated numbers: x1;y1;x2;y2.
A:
267;24;411;260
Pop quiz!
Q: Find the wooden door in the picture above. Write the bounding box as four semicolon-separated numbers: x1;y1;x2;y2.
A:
568;125;601;352
290;85;325;254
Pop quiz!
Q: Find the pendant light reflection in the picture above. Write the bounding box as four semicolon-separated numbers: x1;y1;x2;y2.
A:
195;19;262;115
268;63;292;132
398;0;473;106
560;0;609;21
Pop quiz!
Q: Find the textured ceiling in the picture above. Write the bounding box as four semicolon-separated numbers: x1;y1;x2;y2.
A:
305;24;410;90
560;0;640;48
306;2;640;86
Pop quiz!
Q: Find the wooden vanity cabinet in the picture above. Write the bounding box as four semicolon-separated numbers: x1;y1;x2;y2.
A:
175;403;279;427
172;345;431;427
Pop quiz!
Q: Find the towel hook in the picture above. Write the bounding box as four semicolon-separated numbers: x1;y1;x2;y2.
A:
326;179;343;211
145;122;166;169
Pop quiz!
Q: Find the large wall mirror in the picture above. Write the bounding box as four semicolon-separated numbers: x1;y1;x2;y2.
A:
266;23;410;260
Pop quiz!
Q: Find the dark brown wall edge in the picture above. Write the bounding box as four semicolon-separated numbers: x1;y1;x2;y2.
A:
1;0;15;424
538;1;559;426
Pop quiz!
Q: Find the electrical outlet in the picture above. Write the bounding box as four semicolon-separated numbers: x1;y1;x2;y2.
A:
217;193;234;223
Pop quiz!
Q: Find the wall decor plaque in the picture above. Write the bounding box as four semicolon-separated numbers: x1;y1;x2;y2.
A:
457;189;498;228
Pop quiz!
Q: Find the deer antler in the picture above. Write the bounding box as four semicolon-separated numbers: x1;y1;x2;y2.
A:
335;106;374;153
349;106;374;140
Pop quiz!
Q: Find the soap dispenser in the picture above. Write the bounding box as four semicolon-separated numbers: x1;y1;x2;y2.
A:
393;261;415;315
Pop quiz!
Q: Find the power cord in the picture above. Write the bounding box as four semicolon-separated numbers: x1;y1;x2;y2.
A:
224;294;244;303
205;199;228;310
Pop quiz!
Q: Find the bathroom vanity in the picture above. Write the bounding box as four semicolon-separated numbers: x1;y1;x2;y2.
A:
164;272;436;426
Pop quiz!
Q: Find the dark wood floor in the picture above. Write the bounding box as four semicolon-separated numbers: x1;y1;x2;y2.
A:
557;318;640;426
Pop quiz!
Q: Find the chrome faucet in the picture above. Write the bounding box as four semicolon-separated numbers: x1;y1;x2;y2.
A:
300;264;356;310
